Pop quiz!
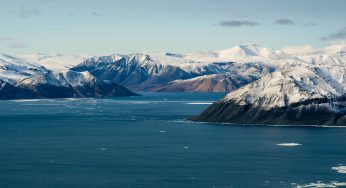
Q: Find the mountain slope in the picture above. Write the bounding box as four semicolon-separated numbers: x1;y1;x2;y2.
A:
153;62;274;92
72;53;204;91
192;66;346;125
0;53;47;83
20;54;90;71
0;53;138;100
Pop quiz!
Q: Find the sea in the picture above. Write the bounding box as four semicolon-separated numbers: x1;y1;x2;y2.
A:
0;92;345;188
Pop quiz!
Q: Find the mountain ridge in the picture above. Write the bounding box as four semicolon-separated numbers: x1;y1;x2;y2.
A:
3;42;346;124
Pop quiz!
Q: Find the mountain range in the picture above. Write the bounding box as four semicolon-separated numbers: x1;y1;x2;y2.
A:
2;43;346;125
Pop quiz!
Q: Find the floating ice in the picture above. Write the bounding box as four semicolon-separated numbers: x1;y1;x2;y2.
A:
332;166;346;174
186;102;213;105
12;99;42;102
276;143;302;147
295;181;346;188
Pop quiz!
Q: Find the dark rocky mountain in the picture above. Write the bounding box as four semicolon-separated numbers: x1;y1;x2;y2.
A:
72;53;274;92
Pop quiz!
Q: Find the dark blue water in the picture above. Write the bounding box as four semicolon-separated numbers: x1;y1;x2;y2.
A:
0;92;346;188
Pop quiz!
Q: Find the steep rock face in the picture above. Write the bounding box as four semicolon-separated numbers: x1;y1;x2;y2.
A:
192;66;346;126
152;74;246;92
0;79;37;99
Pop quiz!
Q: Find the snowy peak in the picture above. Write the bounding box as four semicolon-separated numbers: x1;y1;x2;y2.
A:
223;65;346;109
323;43;346;55
20;53;91;71
0;53;47;83
185;44;289;63
193;65;346;125
18;70;97;88
0;53;42;68
218;44;288;59
219;44;262;57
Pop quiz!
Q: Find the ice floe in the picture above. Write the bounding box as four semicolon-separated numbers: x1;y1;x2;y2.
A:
332;166;346;174
295;181;346;188
276;143;302;147
186;102;213;105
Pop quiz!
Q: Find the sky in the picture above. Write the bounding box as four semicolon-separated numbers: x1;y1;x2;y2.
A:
0;0;346;55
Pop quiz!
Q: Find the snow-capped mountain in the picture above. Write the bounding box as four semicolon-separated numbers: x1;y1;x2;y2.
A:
282;43;346;66
0;53;47;83
152;62;273;92
20;53;90;71
3;42;346;120
192;65;346;125
185;44;288;63
71;53;196;91
12;70;138;99
0;53;138;99
72;51;275;91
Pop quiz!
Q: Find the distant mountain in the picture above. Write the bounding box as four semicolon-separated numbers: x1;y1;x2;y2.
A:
13;70;138;99
20;53;90;71
0;53;47;83
185;44;288;62
71;53;196;91
72;52;275;92
0;54;138;100
152;62;273;92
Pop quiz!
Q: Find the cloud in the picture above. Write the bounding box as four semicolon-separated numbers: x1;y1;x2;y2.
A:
321;30;346;41
274;19;295;25
220;20;259;27
19;6;42;18
8;43;28;49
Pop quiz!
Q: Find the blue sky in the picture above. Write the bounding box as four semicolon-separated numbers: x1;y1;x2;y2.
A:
1;0;346;55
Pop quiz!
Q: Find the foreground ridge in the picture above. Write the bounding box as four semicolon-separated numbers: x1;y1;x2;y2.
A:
192;65;346;126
